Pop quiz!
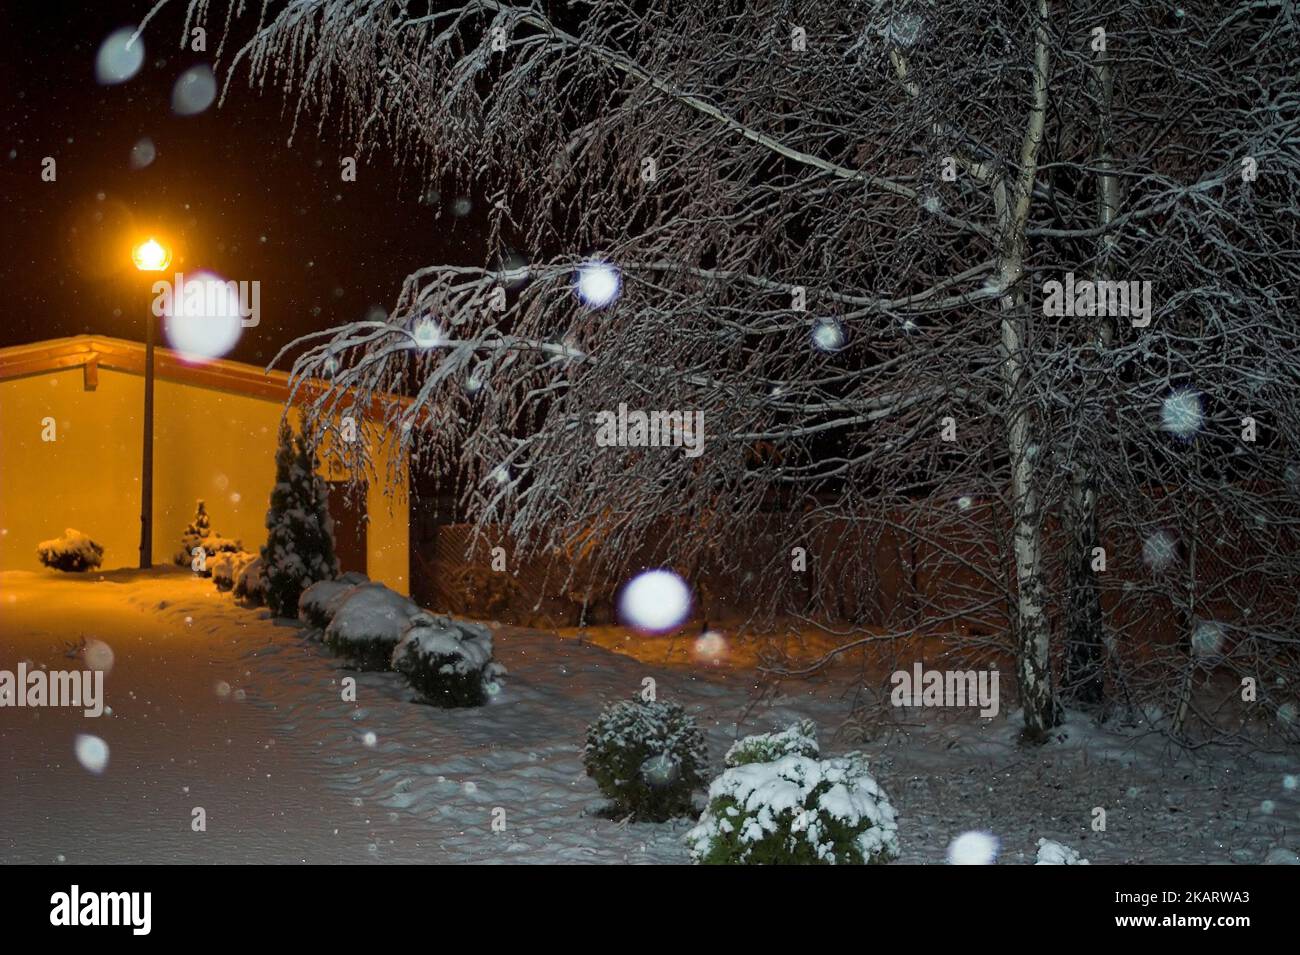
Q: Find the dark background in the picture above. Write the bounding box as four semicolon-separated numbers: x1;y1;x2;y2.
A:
0;0;486;368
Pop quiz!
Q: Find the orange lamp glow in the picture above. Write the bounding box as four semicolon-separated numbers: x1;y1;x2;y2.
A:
131;238;171;272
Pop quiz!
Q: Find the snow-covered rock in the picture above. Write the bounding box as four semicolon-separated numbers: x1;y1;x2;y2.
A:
1035;837;1090;865
687;728;899;865
36;529;104;573
390;612;505;707
322;583;422;669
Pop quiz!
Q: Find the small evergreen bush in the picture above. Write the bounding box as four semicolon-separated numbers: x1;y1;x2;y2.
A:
36;529;104;572
210;551;256;592
298;573;370;630
173;499;242;572
322;583;420;669
583;697;707;821
233;556;266;604
390;613;505;707
686;722;900;865
261;423;339;617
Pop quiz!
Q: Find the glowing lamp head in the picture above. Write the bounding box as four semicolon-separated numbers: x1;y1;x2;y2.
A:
132;238;171;272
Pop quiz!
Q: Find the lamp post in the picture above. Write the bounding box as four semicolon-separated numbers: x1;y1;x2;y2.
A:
132;238;171;569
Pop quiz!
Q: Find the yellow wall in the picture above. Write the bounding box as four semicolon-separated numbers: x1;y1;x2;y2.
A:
0;366;408;593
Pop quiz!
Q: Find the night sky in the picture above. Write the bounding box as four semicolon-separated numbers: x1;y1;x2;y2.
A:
0;1;487;368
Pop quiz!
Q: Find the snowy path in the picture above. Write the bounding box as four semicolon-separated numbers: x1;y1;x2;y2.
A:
0;569;778;863
0;569;390;863
1;569;1296;864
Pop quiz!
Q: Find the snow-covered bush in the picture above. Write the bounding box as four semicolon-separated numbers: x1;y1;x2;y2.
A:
210;551;257;592
36;529;104;573
391;612;505;707
299;579;355;630
233;556;266;604
1035;838;1090;865
322;583;421;669
261;423;339;617
583;698;708;821
686;723;900;865
724;718;819;767
173;499;242;572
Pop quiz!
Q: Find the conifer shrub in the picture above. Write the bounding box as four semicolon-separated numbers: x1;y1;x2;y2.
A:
583;697;707;821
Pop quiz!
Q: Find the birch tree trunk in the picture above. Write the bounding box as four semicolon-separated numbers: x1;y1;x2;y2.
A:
997;0;1062;740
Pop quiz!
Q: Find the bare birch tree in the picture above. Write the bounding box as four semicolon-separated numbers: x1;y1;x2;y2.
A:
171;0;1299;743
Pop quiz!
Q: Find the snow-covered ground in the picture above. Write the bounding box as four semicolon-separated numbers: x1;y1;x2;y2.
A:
1;568;1296;864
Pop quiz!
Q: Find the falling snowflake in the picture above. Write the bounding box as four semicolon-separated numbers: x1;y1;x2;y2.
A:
619;569;691;633
75;734;110;775
640;752;681;788
1161;388;1203;438
162;271;243;361
880;13;923;47
1142;529;1178;571
96;29;144;85
946;831;999;865
82;639;114;673
811;318;845;352
1190;620;1224;657
172;65;217;116
574;261;621;308
129;137;156;169
693;630;727;663
412;317;443;348
498;251;530;289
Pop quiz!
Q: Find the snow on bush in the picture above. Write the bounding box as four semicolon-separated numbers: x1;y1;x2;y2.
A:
724;718;819;767
261;423;339;617
686;722;900;865
233;556;266;604
299;580;355;630
1035;838;1090;865
36;529;104;573
390;612;505;707
322;583;422;669
583;697;708;821
210;551;257;592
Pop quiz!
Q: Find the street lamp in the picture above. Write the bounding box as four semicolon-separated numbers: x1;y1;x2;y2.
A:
132;237;171;569
132;238;170;272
